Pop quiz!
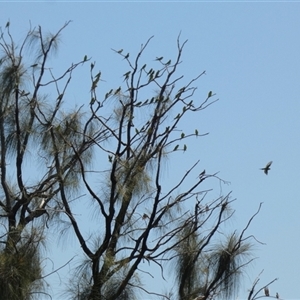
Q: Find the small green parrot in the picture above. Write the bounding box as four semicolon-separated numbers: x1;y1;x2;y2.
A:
199;170;205;177
114;87;121;95
123;71;131;80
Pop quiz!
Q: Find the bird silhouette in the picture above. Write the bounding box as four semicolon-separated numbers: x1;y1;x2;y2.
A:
261;161;272;175
199;169;205;178
276;292;279;299
264;286;270;296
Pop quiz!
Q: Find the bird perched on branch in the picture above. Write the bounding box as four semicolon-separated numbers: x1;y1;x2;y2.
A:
261;161;272;175
276;292;279;299
264;286;270;296
199;169;205;178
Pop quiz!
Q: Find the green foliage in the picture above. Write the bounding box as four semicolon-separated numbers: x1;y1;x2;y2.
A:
0;21;265;300
208;233;253;299
0;20;98;299
0;229;45;300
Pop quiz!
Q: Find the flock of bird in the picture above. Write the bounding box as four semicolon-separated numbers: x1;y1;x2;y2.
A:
264;286;279;299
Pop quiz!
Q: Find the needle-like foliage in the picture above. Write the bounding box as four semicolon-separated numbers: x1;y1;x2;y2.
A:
0;21;102;298
0;21;267;300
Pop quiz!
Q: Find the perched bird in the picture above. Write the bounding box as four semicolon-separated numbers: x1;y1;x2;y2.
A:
142;213;149;220
261;161;272;175
199;169;206;178
276;292;279;299
264;286;270;296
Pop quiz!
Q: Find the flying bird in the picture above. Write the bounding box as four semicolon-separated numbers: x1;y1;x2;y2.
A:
261;161;272;175
264;286;270;296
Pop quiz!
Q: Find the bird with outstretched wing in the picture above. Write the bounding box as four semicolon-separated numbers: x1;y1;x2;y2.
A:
261;161;272;175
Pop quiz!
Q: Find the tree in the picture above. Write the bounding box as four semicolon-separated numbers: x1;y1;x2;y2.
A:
0;22;266;300
247;274;279;300
174;202;262;300
0;21;102;299
59;35;262;300
0;228;45;300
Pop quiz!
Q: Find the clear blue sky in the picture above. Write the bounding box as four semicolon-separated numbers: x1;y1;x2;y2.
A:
1;2;300;300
